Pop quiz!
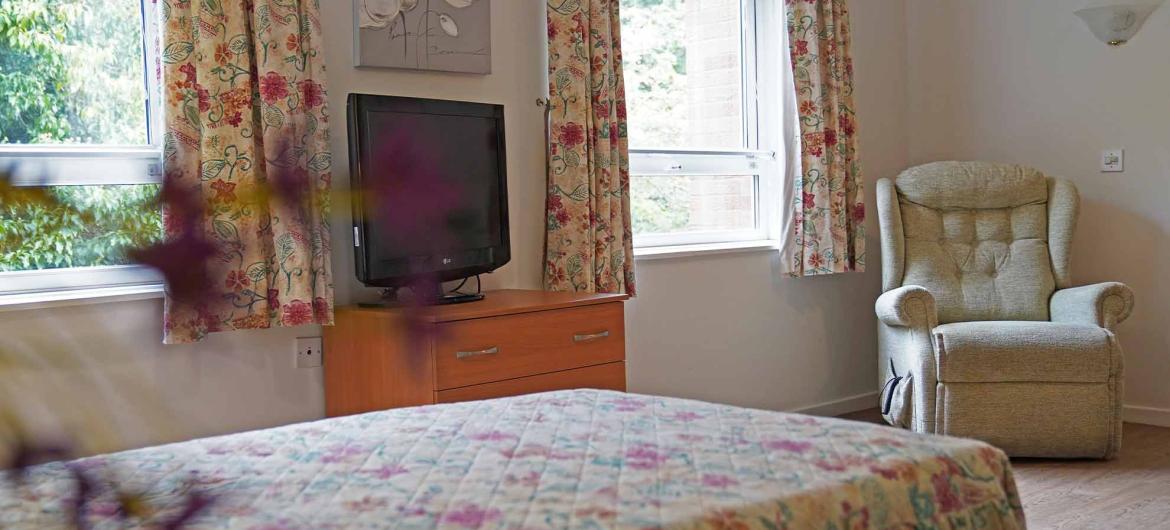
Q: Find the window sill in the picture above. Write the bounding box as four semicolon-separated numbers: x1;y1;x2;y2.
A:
633;240;780;261
0;284;165;313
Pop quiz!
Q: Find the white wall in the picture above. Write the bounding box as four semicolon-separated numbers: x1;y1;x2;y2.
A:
0;301;323;454
625;0;909;412
903;0;1170;423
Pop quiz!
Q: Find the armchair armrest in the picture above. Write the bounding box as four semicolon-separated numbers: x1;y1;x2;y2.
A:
1050;282;1134;330
875;285;940;433
875;285;938;330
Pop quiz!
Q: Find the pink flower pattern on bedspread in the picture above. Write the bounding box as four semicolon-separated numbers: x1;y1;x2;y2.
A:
1;390;1024;529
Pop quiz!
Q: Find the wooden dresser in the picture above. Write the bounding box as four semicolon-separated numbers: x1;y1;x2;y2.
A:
323;289;628;417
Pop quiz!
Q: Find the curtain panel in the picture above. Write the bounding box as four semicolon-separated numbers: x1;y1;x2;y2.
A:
157;0;334;344
780;0;865;276
543;0;636;295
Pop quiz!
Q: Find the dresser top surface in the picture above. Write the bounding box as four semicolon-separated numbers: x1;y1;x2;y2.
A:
338;289;628;322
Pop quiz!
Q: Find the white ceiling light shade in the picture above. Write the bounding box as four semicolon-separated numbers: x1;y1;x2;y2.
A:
1075;2;1164;45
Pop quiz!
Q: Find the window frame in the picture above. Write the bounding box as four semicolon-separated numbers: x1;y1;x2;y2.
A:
629;148;775;248
626;0;779;250
0;0;165;296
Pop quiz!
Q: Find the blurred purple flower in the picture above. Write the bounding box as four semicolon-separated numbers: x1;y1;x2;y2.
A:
399;275;449;352
3;439;71;481
160;489;216;530
129;180;219;306
355;121;481;349
361;120;465;254
67;464;96;530
265;140;312;209
129;229;218;306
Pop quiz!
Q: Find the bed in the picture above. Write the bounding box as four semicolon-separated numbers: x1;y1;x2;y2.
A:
1;389;1025;529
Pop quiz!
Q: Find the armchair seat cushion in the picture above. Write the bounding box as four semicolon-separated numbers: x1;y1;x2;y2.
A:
935;321;1116;384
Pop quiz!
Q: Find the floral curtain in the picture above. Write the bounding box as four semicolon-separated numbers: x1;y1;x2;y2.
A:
781;0;865;276
543;0;635;295
155;0;334;343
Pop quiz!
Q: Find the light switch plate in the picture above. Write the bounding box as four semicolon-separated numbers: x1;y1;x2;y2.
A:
1101;149;1124;172
295;337;323;368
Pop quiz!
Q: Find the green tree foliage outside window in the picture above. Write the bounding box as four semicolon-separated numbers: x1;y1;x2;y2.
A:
621;0;694;235
0;0;161;272
630;175;692;235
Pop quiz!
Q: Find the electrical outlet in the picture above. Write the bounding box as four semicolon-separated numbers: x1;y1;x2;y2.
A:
295;337;323;368
1101;149;1124;172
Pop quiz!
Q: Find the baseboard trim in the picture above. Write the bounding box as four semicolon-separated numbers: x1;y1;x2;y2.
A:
789;395;1169;426
792;391;879;417
1124;404;1170;427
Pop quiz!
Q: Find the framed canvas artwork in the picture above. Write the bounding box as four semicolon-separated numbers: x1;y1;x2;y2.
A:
355;0;492;74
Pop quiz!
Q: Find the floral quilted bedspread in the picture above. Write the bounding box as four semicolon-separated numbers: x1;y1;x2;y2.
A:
1;390;1024;529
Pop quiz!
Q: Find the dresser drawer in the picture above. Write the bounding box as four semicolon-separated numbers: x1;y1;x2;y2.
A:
436;362;626;403
434;302;624;390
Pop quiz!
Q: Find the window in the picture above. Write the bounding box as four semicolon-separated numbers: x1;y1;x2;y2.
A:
0;0;163;294
620;0;776;249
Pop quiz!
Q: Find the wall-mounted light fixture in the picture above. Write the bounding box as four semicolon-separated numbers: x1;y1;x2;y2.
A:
1075;2;1163;46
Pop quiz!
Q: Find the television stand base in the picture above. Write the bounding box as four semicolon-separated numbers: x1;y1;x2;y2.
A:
430;292;486;305
358;285;485;308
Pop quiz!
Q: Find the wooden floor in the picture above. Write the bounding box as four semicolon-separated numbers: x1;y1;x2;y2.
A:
840;409;1170;529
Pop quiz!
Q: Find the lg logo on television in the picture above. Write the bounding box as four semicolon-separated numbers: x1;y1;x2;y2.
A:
442;258;453;265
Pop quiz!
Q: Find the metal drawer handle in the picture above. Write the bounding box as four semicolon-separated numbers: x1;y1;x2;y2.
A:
456;346;499;359
573;330;610;343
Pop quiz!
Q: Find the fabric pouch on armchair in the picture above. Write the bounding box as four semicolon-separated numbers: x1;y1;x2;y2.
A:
875;161;1134;459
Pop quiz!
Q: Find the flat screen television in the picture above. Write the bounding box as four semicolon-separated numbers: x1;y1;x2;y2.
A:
347;94;509;302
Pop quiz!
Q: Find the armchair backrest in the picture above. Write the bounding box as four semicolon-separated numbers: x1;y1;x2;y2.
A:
876;161;1080;323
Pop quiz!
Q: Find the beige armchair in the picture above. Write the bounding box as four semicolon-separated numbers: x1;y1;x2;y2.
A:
875;161;1134;459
